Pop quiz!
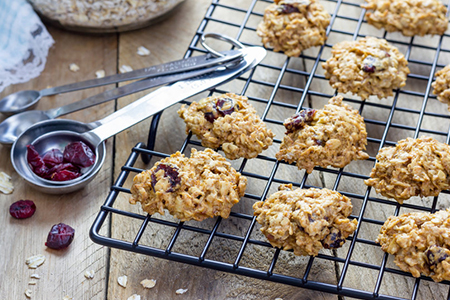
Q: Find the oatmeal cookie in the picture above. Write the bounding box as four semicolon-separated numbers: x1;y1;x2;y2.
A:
377;209;450;282
177;93;274;160
362;0;448;37
365;136;450;203
322;37;410;100
432;64;450;110
130;148;247;222
253;184;358;256
276;95;369;173
256;0;331;57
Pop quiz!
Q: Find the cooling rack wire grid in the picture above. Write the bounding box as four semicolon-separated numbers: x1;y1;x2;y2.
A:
90;1;450;299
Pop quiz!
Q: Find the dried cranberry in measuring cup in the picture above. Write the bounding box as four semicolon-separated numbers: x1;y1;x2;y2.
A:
26;141;96;182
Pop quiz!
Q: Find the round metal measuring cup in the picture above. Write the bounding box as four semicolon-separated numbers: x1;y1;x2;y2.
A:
11;119;106;194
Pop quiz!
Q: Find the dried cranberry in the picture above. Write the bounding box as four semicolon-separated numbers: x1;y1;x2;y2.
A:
322;231;345;249
9;200;36;219
42;149;63;168
63;141;96;168
278;4;300;14
284;108;316;134
150;163;181;192
51;169;82;181
45;223;75;250
216;98;236;115
361;55;377;73
203;97;239;123
426;246;450;266
27;145;48;177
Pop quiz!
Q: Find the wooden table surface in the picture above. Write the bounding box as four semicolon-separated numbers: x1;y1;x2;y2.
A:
2;0;450;299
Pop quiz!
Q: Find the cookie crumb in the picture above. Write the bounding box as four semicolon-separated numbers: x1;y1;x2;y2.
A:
95;70;105;78
84;270;95;279
69;63;80;72
120;65;133;73
118;275;128;288
137;46;151;56
140;279;156;289
26;255;45;269
0;171;14;194
176;288;188;295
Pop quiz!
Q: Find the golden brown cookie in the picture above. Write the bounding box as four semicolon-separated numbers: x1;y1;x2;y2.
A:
365;136;450;203
253;184;358;256
377;209;450;282
276;95;369;173
130;148;247;222
362;0;448;36
256;0;330;57
322;36;410;100
177;93;274;160
432;64;450;110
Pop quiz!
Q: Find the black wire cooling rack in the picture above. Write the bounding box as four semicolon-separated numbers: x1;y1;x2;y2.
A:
90;0;450;299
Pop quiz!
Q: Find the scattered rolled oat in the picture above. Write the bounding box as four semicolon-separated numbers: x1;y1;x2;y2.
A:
275;298;284;300
62;296;72;300
0;171;14;194
25;289;32;298
26;255;46;269
69;63;80;72
28;281;37;285
30;274;40;279
140;279;156;289
95;70;105;78
127;295;141;300
120;65;133;73
137;46;151;56
84;270;95;279
176;288;188;295
118;275;128;288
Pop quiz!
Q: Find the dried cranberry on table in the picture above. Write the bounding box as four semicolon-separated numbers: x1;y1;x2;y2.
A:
45;223;75;250
9;200;36;219
63;141;96;168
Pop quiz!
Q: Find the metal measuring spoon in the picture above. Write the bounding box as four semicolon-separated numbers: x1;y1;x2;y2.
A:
0;49;244;116
0;61;228;145
11;46;266;194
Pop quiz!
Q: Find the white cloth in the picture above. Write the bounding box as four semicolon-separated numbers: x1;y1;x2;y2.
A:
0;0;54;93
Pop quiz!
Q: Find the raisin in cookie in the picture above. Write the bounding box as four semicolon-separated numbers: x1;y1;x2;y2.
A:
365;136;450;203
130;148;247;222
362;0;448;37
256;0;330;57
253;184;357;256
178;93;274;160
322;36;410;100
276;95;369;173
432;64;450;110
377;209;450;282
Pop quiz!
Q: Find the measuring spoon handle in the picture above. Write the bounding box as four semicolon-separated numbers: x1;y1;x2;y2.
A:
82;47;262;148
38;50;244;98
44;64;222;119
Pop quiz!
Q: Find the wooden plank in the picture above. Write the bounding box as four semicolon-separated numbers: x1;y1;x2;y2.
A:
0;26;117;300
